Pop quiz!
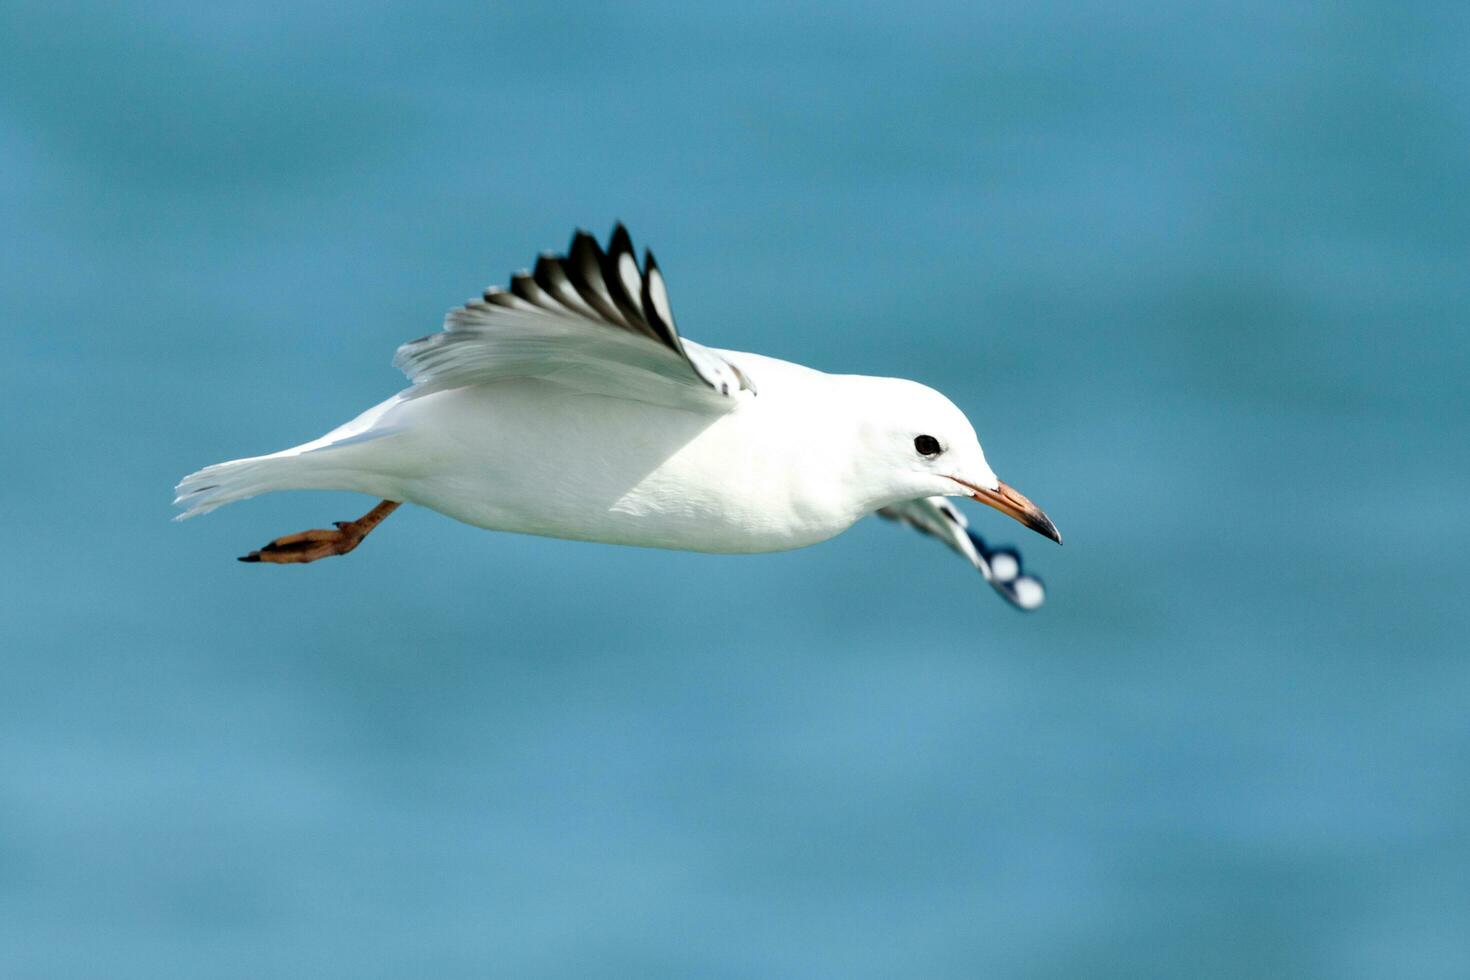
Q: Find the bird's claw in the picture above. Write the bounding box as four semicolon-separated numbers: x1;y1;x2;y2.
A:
238;524;365;564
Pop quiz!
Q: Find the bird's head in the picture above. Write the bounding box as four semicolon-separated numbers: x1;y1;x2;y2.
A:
849;377;1062;545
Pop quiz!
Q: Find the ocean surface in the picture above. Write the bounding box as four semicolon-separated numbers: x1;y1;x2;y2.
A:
2;2;1467;977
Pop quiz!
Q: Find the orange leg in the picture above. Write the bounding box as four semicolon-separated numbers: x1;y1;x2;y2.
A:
239;500;401;565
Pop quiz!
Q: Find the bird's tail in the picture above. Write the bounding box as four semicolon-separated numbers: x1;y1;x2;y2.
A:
173;435;402;521
174;394;412;520
173;451;328;521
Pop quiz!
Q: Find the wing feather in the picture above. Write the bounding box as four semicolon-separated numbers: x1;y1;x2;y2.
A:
877;497;1047;610
394;224;755;408
508;271;565;313
566;230;643;333
532;253;602;321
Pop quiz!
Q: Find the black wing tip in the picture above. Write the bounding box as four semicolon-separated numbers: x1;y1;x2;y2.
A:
569;228;601;257
566;225;635;264
467;222;738;397
604;225;638;269
608;221;633;248
594;222;659;338
965;529;1047;611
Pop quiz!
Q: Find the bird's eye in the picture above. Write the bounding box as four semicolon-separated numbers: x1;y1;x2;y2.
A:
914;434;942;457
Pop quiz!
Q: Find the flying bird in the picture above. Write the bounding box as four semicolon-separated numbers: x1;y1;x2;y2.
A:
175;225;1060;609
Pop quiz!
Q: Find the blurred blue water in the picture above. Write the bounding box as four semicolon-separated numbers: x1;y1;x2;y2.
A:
2;2;1468;977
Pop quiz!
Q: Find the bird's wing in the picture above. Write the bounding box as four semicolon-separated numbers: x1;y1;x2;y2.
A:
393;225;755;409
877;497;1046;610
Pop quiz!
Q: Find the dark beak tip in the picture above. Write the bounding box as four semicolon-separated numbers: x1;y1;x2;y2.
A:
1034;515;1063;546
961;477;1062;545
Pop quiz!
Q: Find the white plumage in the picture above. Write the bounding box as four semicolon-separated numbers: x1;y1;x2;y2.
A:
175;225;1058;608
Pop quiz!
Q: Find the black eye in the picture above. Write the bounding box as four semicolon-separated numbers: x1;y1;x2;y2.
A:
914;434;942;457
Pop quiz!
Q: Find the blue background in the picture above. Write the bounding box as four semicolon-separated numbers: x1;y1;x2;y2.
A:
3;2;1467;977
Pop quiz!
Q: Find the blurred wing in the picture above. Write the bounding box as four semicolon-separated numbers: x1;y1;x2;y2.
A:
877;497;1047;610
393;224;756;409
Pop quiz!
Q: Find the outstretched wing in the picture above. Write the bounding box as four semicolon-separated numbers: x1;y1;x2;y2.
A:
877;497;1047;610
393;224;755;409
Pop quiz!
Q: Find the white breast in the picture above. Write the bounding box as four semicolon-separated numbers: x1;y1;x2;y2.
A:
367;360;869;554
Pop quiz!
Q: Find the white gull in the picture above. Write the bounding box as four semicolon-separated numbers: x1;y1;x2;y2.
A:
175;225;1060;609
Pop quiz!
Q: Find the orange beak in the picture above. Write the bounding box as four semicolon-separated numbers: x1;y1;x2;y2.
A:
951;477;1062;544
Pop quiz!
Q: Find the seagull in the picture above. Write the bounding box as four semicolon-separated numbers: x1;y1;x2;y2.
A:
175;225;1060;609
